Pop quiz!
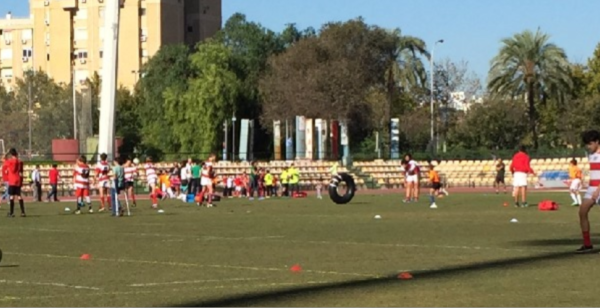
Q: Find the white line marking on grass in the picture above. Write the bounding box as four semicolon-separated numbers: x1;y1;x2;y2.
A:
284;239;556;254
2;225;554;253
0;281;335;303
0;279;101;290
5;252;377;278
128;277;264;287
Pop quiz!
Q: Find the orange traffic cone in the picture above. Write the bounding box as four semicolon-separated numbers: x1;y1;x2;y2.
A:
80;254;91;260
290;264;302;273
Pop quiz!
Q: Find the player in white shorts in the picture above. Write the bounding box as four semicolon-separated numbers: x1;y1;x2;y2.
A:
568;158;582;206
95;153;111;211
577;130;600;254
144;157;159;209
402;154;420;203
197;154;216;207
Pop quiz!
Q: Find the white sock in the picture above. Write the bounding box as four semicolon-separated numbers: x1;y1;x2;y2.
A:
577;194;582;205
570;193;578;203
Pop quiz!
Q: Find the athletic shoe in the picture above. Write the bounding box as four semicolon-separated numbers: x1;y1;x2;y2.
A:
514;202;521;208
20;213;26;217
572;202;580;207
430;203;438;209
575;245;595;254
6;213;14;218
98;207;106;212
74;210;81;215
88;208;94;214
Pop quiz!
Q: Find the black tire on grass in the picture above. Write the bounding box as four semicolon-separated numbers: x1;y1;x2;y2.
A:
329;173;356;204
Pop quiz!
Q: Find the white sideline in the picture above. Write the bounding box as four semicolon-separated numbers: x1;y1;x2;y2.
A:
0;280;334;303
0;225;556;253
128;277;264;287
5;252;378;278
0;279;100;291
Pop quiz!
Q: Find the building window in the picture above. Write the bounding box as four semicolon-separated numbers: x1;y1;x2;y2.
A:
99;7;105;19
47;54;50;61
2;68;13;79
139;8;146;16
75;8;88;19
3;30;12;42
21;29;33;41
75;70;89;84
22;48;32;58
99;50;103;58
74;29;88;41
141;49;148;58
1;49;12;60
75;50;88;59
187;26;193;33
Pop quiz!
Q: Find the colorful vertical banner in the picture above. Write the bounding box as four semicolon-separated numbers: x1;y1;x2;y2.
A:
239;119;249;161
285;119;293;161
320;119;328;160
340;121;349;146
305;118;313;159
273;120;282;160
315;119;323;160
340;121;349;162
295;116;306;159
330;120;339;160
248;120;255;161
390;118;400;159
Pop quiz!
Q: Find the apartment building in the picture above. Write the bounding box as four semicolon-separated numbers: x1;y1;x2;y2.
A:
0;0;222;91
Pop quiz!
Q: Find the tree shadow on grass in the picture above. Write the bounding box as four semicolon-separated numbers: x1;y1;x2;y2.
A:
174;250;579;307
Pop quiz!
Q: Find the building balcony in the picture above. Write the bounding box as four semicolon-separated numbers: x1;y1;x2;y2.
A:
60;0;78;9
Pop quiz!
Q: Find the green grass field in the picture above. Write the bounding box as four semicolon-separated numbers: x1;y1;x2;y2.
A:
0;191;599;307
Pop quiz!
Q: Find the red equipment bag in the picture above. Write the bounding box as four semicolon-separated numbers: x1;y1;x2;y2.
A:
538;200;559;211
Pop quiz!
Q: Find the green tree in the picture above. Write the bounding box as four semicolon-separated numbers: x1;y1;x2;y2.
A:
163;40;241;155
84;71;101;133
138;44;192;156
447;99;528;150
586;43;600;95
487;29;572;149
11;71;72;155
216;13;282;119
115;87;141;157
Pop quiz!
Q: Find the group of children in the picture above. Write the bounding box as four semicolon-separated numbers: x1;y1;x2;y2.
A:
400;155;448;209
72;153;140;216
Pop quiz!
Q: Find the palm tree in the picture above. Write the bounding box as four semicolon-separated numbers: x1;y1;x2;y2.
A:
381;29;429;154
488;29;572;149
386;29;430;96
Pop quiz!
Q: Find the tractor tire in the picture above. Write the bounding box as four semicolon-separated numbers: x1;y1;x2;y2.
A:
329;173;356;204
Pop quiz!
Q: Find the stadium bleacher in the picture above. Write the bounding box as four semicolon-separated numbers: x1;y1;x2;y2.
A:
7;157;584;196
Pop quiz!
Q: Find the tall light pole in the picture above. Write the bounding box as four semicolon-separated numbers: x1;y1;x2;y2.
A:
430;39;444;153
28;70;33;158
231;114;237;161
73;68;77;140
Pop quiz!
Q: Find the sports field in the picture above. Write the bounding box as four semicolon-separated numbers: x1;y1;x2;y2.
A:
0;190;598;307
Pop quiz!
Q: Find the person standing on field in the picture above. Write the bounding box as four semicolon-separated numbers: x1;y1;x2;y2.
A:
510;145;535;207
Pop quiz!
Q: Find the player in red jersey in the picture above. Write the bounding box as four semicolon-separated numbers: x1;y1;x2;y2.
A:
73;155;92;215
577;130;600;253
197;154;216;207
95;153;112;212
5;148;25;217
124;158;138;207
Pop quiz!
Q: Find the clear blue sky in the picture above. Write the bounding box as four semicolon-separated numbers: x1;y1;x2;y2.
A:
3;0;599;80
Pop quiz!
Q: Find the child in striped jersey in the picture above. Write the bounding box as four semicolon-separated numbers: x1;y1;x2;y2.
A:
73;155;92;215
577;130;600;254
124;158;138;207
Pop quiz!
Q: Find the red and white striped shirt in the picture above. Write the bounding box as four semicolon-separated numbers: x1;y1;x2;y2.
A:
124;166;137;182
144;163;157;182
201;162;213;179
589;152;600;187
74;163;90;189
95;161;110;182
